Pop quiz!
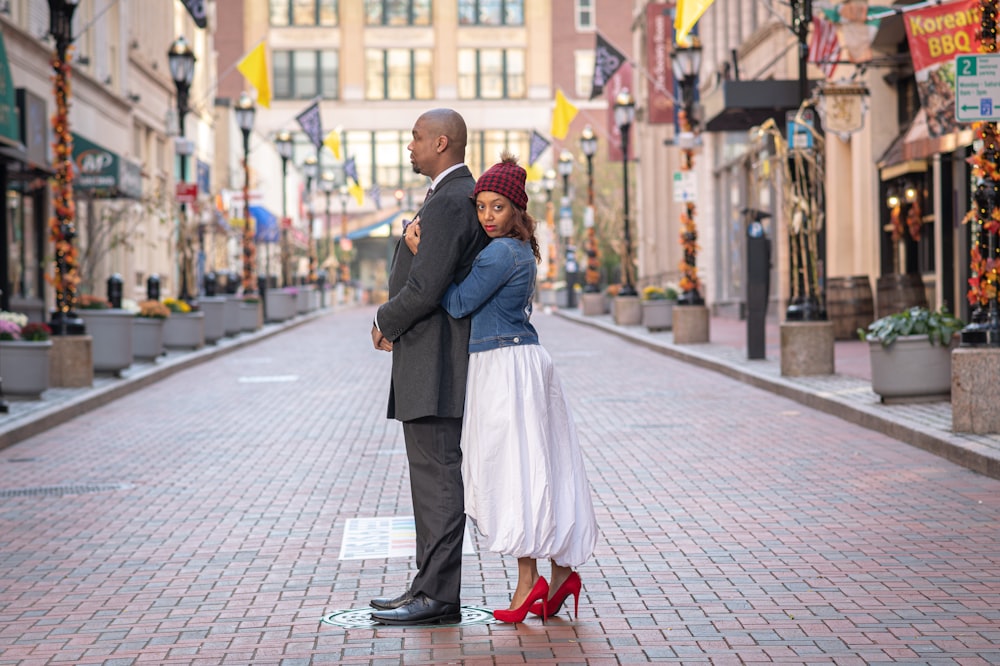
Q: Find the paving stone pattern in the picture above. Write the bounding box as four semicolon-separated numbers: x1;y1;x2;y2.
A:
0;307;998;664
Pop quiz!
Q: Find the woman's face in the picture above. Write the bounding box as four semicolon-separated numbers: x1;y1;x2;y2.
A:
475;192;515;238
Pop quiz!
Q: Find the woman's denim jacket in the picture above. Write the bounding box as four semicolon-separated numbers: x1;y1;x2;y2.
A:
442;237;539;353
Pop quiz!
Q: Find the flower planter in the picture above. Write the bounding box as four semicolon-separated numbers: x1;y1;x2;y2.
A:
612;295;642;326
266;290;297;322
869;334;952;403
642;300;675;331
308;286;320;311
580;292;607;316
0;340;52;399
198;297;226;344
223;297;242;336
240;302;261;332
132;317;165;361
163;311;205;350
79;309;133;375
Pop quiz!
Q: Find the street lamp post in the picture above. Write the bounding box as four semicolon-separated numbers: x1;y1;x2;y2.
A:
338;186;351;285
613;89;637;296
302;155;319;285
320;170;335;275
580;126;600;293
234;92;256;294
168;35;197;301
672;38;705;306
47;0;84;335
542;169;557;286
275;131;293;288
557;149;576;308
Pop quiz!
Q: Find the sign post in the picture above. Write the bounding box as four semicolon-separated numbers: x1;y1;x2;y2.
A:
955;54;1000;123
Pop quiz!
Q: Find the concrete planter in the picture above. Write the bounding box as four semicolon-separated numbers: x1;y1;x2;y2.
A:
642;300;675;331
539;288;558;307
780;320;835;376
673;304;710;344
163;311;205;350
265;290;297;322
580;292;607;316
612;295;642;326
240;301;262;332
869;334;952;403
223;297;242;336
132;317;165;361
198;297;226;344
0;340;52;399
79;309;133;375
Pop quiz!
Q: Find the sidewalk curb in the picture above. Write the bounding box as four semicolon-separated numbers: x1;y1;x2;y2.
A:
557;309;1000;480
0;308;330;452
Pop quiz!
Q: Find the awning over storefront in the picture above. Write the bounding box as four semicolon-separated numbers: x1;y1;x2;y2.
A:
701;80;814;133
877;109;974;180
335;210;409;241
72;133;142;199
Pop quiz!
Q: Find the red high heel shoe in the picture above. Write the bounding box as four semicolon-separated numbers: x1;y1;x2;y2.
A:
529;571;581;619
493;577;549;624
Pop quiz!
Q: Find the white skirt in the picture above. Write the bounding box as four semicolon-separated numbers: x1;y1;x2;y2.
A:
462;344;598;568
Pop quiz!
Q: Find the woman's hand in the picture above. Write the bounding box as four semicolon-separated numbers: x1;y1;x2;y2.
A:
404;218;421;254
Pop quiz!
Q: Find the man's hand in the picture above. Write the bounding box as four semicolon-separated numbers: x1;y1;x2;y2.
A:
371;325;393;352
404;218;421;255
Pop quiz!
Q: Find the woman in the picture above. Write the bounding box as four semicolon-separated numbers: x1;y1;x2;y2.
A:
405;153;597;623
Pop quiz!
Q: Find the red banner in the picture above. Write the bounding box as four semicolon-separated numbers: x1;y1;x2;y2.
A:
903;0;983;137
646;3;675;124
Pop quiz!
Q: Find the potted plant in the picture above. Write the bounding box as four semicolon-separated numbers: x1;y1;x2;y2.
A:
859;306;964;403
77;293;133;376
266;287;297;322
239;295;262;332
132;299;169;361
162;297;205;350
0;313;53;399
641;285;678;332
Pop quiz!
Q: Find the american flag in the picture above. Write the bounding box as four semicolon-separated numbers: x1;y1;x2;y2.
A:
808;16;840;79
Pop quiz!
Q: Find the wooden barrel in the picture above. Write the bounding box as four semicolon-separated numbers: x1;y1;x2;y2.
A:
827;275;875;340
876;273;928;319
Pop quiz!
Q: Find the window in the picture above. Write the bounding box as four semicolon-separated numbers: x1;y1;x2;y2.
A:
364;0;431;26
458;49;525;99
575;0;594;30
574;50;595;98
458;0;524;25
273;51;339;99
467;130;530;176
365;49;433;100
270;0;338;26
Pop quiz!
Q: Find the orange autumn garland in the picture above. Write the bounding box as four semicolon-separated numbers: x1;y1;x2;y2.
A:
678;206;701;293
48;45;80;313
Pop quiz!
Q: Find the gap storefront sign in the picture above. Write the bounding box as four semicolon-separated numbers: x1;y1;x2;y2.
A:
72;133;142;199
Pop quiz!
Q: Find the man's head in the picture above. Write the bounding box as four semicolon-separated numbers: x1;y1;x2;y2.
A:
407;109;468;180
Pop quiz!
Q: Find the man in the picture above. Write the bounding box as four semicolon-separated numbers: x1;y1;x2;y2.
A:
369;109;488;625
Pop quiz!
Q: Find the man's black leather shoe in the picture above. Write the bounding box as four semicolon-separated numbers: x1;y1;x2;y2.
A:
370;589;414;611
369;593;461;626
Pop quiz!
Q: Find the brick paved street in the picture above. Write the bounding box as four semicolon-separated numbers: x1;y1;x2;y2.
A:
1;305;998;665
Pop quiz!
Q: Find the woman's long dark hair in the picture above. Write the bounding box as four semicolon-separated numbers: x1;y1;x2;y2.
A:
494;152;541;262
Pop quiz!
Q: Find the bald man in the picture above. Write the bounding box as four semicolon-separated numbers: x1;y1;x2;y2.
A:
369;109;489;625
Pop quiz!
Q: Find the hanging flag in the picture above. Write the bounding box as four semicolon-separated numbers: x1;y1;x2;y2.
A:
590;33;627;100
181;0;207;28
369;183;382;210
323;129;342;160
348;181;365;206
551;89;578;140
808;16;840;79
295;100;323;148
343;156;359;184
528;130;550;166
675;0;714;45
237;42;271;108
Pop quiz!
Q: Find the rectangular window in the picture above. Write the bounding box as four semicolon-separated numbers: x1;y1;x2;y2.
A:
574;50;595;98
365;49;433;100
458;0;524;25
364;0;431;26
270;0;338;26
457;49;525;99
467;130;530;176
273;50;339;99
576;0;594;30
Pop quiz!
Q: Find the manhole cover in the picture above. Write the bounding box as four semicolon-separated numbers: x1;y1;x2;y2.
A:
321;606;495;629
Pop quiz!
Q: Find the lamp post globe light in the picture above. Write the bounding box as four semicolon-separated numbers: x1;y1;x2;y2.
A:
47;0;84;335
542;169;558;285
274;130;294;288
302;154;319;283
671;37;705;306
557;149;577;308
613;88;637;297
235;91;256;294
579;125;601;293
168;35;197;301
